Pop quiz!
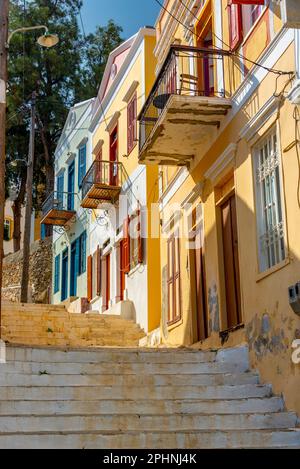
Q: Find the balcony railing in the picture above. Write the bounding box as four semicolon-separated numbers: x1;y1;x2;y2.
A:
139;45;233;153
41;191;77;226
81;160;127;208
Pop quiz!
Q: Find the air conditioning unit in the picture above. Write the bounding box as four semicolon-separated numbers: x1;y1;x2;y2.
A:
277;0;300;29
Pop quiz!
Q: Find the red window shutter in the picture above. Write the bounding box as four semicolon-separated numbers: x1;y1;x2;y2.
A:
127;94;137;154
229;1;264;4
127;101;132;154
87;255;92;302
137;208;143;264
228;3;243;50
123;217;130;273
96;246;101;296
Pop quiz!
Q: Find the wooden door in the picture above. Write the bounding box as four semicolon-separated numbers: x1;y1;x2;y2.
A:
67;161;75;210
119;240;126;302
193;228;208;341
95;148;102;184
221;194;242;329
105;254;110;310
61;248;69;302
109;126;118;186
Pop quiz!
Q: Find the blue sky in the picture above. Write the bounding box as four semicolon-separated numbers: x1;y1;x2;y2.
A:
80;0;161;38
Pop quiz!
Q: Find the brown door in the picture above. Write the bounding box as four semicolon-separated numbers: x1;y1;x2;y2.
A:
102;254;110;311
119;240;126;301
193;229;208;341
221;194;242;329
106;254;110;309
109;126;118;186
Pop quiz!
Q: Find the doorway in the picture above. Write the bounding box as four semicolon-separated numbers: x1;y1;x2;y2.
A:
70;240;78;297
109;126;118;186
67;161;75;210
220;194;242;329
192;227;209;342
119;240;126;301
196;3;215;96
61;248;69;302
102;254;111;311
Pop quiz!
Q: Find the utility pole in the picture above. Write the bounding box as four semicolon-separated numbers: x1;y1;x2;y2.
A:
20;91;36;303
0;0;9;337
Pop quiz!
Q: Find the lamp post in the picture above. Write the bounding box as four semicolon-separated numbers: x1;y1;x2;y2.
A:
0;2;59;335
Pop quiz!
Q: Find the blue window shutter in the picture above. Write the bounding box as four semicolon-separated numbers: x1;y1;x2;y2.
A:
81;231;87;273
78;145;86;188
75;238;80;279
54;255;60;293
41;223;46;240
57;174;64;207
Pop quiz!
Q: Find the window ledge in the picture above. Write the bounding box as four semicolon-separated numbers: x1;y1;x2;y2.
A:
127;262;143;277
256;257;290;283
167;317;183;332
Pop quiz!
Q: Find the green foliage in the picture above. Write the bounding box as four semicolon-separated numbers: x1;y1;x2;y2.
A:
6;0;123;209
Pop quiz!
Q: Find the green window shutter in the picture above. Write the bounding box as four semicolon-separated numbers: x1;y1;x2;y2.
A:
54;254;60;293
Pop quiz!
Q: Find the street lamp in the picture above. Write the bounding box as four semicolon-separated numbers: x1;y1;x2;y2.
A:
0;0;60;338
7;26;59;48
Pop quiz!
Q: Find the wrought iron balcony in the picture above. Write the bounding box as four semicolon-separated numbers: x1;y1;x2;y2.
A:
81;160;126;209
41;191;77;226
138;45;233;166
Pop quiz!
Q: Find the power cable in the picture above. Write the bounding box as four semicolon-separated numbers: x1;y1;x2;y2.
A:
153;0;293;76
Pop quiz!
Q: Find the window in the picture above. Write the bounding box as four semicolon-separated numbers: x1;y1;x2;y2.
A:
57;173;64;208
167;232;181;324
4;219;12;241
127;93;137;154
78;231;87;275
254;128;286;273
129;209;143;270
228;1;265;50
54;254;60;294
78;144;86;188
242;3;264;37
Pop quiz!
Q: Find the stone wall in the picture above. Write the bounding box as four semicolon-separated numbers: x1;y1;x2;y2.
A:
2;237;52;303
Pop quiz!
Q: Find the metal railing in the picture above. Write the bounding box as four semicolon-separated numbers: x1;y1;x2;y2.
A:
81;160;127;201
138;45;233;152
42;191;77;217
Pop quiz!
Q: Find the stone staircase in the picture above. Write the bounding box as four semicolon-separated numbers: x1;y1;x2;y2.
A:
1;302;144;347
0;345;299;448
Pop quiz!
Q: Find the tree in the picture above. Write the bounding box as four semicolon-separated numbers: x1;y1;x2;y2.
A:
6;1;123;252
75;20;123;101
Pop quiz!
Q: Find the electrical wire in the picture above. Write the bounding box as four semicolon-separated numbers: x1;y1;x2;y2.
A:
293;106;300;209
77;6;110;131
154;0;293;76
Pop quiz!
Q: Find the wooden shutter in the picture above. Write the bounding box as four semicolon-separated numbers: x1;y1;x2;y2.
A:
137;207;143;264
87;255;92;302
96;246;101;296
127;94;137;154
127;100;133;154
228;3;243;50
123;216;130;273
229;1;264;4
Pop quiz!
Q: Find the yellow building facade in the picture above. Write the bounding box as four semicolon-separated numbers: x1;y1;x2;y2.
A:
87;28;161;335
138;1;300;413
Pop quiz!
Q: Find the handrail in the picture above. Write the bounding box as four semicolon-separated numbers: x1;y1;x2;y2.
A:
42;190;78;215
138;45;231;121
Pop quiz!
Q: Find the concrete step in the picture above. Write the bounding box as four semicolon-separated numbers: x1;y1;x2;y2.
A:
6;346;217;364
1;360;249;375
0;372;260;387
0;384;273;401
0;396;285;416
0;412;296;433
0;429;299;449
